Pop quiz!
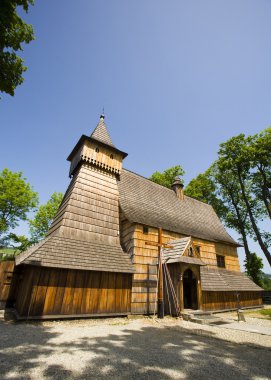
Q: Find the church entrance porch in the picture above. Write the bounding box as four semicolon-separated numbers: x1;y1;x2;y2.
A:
183;268;198;310
163;262;203;315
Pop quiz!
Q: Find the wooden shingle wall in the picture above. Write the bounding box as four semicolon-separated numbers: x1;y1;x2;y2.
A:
119;216;134;257
128;224;241;314
49;163;121;245
191;239;240;271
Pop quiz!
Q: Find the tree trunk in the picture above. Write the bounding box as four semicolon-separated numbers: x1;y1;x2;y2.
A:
237;169;271;267
257;166;271;219
230;194;252;262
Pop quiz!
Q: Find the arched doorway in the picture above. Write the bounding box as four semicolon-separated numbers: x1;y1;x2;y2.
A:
183;268;198;309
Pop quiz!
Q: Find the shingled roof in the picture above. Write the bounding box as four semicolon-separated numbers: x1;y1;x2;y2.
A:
162;237;206;266
200;267;262;291
15;235;134;273
118;169;239;245
90;115;115;147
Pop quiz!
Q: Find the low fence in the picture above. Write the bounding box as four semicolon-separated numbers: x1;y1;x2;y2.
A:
262;291;271;304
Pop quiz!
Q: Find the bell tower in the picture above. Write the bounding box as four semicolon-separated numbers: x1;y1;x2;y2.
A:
47;115;128;246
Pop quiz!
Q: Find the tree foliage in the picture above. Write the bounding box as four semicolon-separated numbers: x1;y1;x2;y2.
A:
261;273;271;291
0;168;38;238
2;232;32;254
186;128;271;269
244;253;263;287
184;170;226;219
29;192;63;242
217;132;271;266
0;0;34;96
149;165;185;188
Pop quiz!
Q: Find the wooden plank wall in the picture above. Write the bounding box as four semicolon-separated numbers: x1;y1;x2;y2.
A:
15;266;132;318
129;224;241;314
69;139;123;176
0;261;15;308
202;291;263;311
193;239;240;271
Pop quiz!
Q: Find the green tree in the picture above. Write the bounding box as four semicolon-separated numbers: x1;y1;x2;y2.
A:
3;233;32;254
185;166;253;262
218;134;271;266
247;127;271;219
29;192;63;242
244;253;263;287
0;0;34;96
184;170;226;218
149;165;185;188
0;168;38;238
261;273;271;290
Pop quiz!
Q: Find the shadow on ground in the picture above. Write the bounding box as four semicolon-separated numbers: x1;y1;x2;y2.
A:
0;319;270;380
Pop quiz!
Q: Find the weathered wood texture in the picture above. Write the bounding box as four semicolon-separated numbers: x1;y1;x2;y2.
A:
15;266;132;318
0;261;16;308
49;164;121;245
202;291;263;311
69;139;124;176
119;216;134;258
193;239;240;271
164;262;202;314
129;223;240;314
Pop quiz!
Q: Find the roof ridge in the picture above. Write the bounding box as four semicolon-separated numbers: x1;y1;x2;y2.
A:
122;168;214;207
122;168;177;193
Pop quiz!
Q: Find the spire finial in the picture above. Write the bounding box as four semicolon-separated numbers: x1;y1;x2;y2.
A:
100;107;105;120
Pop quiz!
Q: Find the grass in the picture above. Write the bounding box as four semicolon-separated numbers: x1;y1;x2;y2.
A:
0;248;16;261
259;309;271;317
243;307;271;319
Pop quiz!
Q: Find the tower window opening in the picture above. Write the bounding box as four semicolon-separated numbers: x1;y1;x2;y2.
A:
216;255;225;268
110;154;114;159
95;147;99;153
143;226;149;234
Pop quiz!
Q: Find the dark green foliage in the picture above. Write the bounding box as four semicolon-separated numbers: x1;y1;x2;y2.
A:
0;247;16;261
149;165;185;188
261;273;271;291
0;168;38;238
184;170;226;219
29;192;63;242
0;0;34;96
186;127;271;269
244;253;263;287
2;233;32;254
217;132;271;266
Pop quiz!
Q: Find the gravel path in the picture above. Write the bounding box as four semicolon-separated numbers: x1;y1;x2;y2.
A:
0;316;270;380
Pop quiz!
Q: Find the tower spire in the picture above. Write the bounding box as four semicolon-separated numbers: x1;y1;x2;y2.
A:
90;114;115;147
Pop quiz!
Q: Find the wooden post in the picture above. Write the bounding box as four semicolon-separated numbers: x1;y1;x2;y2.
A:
145;227;173;319
157;228;164;318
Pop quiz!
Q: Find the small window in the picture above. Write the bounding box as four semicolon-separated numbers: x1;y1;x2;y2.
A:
110;154;114;159
195;246;201;255
189;247;193;257
216;255;225;268
143;226;149;234
95;147;99;153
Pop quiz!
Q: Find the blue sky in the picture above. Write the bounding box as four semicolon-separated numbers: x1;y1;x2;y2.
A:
1;1;271;272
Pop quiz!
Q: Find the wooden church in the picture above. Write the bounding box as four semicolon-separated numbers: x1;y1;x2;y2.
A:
9;115;262;319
